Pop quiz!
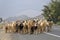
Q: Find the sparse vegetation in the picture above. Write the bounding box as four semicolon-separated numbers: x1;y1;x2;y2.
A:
0;18;3;23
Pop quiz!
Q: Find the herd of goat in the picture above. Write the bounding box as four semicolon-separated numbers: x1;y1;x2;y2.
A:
4;19;53;34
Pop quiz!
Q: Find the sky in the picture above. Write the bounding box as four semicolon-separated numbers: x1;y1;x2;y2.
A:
0;0;51;19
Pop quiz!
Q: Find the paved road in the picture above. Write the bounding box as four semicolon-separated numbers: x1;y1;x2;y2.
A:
0;25;60;40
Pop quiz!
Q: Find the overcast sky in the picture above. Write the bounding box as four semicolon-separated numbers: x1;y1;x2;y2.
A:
0;0;51;19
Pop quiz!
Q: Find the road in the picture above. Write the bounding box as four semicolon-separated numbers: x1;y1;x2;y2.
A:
0;25;60;40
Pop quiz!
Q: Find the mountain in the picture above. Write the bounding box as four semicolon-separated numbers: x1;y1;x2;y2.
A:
25;14;44;20
3;14;44;22
29;15;44;19
4;15;30;22
34;15;44;19
16;15;30;20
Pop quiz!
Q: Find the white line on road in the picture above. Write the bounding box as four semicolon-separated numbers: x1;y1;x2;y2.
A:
44;32;60;38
